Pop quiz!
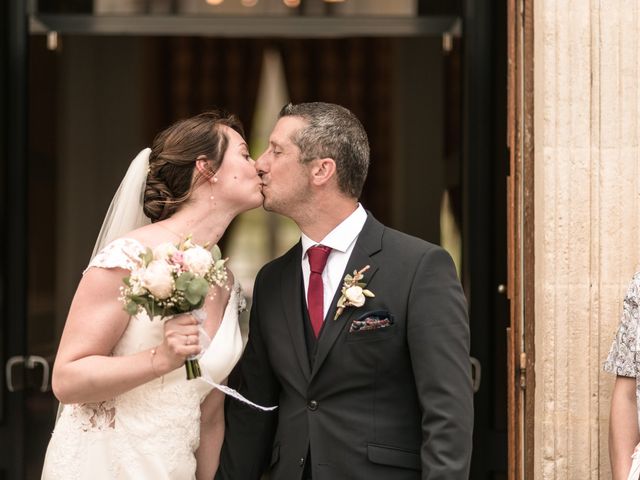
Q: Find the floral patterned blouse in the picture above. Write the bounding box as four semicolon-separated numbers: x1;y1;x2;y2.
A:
604;273;640;425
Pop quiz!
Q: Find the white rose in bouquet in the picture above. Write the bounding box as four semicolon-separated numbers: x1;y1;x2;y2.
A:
141;260;174;299
344;285;366;307
182;246;213;277
119;235;229;380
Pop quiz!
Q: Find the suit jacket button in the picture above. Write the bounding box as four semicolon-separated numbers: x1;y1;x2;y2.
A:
307;400;318;411
298;457;305;467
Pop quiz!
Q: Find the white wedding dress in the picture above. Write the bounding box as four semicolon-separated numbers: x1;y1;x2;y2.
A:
41;238;249;480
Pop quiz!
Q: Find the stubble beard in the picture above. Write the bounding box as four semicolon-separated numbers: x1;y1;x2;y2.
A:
262;186;307;220
261;191;285;215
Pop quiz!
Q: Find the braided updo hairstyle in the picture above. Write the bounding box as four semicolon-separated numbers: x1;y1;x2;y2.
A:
143;110;245;222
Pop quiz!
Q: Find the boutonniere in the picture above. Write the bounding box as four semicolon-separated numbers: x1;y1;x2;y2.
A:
334;265;375;320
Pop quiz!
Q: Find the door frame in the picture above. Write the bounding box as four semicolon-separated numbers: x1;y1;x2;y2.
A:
1;0;28;478
506;0;535;478
7;2;522;478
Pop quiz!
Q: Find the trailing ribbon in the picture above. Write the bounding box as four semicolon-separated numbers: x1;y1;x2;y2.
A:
192;309;277;412
198;377;278;412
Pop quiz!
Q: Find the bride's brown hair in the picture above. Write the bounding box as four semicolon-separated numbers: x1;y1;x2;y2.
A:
143;110;245;222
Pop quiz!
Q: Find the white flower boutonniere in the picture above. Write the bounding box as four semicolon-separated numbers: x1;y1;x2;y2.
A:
334;265;375;320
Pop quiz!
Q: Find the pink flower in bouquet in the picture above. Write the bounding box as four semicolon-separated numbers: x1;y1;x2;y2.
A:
171;250;185;270
120;235;229;379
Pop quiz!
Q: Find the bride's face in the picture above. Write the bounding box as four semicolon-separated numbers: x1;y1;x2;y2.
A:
212;126;263;212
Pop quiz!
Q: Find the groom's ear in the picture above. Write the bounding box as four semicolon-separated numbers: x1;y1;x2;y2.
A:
310;158;337;187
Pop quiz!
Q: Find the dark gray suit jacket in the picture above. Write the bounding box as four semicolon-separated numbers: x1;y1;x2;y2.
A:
217;214;473;480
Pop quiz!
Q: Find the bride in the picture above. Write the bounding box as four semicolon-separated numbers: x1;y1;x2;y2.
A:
41;110;263;479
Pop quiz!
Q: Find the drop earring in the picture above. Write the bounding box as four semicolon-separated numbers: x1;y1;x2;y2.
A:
208;167;218;183
208;170;217;200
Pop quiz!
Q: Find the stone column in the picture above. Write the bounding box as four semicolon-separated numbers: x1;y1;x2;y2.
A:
534;0;640;478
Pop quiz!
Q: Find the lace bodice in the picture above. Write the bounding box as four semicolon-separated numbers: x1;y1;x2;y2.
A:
42;238;248;480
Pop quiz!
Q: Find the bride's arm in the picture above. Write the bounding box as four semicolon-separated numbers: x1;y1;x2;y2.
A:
196;386;226;479
52;266;201;404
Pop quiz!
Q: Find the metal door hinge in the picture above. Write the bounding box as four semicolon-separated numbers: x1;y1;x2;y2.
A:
519;352;527;389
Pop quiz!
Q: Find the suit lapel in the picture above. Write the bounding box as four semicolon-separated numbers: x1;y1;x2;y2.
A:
280;242;312;381
310;215;384;381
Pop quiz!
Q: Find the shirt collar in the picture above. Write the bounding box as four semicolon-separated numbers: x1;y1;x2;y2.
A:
301;204;368;259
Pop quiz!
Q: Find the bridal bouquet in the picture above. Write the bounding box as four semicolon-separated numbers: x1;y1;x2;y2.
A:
120;236;228;379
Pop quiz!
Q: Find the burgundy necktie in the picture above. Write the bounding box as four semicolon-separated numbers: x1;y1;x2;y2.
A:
307;245;332;337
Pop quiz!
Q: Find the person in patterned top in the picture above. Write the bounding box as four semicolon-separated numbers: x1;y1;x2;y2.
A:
605;273;640;480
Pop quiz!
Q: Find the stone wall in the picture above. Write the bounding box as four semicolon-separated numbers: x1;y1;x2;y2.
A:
534;0;640;477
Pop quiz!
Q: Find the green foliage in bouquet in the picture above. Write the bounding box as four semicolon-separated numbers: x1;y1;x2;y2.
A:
119;238;228;380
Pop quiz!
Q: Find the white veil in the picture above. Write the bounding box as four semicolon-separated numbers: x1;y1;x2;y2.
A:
56;148;151;422
90;148;152;259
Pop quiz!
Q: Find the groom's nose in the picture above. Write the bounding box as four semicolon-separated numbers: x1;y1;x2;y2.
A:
255;151;268;175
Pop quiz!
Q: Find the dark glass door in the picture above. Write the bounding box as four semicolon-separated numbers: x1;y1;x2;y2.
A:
1;1;28;479
2;3;58;478
464;0;509;478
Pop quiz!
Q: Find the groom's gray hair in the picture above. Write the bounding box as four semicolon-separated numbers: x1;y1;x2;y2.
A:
278;102;370;199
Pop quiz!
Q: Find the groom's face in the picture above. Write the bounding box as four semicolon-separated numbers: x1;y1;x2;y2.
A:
256;116;311;215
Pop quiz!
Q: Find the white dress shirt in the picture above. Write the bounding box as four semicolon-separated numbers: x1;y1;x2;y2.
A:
301;204;368;322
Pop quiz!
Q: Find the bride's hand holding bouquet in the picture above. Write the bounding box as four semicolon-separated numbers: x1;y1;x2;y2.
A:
119;235;228;379
154;313;203;378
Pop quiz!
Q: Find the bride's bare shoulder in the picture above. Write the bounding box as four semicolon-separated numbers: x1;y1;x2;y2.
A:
120;223;171;248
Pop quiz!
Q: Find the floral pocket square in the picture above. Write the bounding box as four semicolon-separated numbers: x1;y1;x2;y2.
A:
349;311;395;333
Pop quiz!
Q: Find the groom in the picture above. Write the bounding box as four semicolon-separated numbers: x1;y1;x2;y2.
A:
216;102;473;479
